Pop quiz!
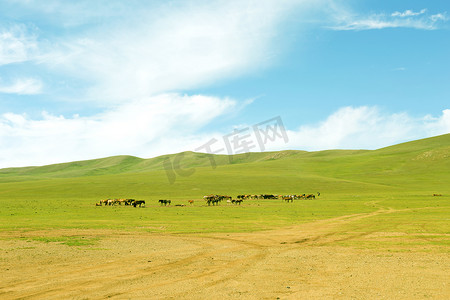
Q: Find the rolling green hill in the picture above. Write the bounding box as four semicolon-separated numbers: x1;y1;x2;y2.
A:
1;133;447;172
0;133;448;233
1;133;448;190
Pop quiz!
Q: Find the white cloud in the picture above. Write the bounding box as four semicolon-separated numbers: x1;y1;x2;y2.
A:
391;9;427;18
329;7;448;31
0;0;320;168
0;93;236;168
424;109;450;135
430;13;447;22
0;77;43;94
34;0;311;104
1;104;449;168
0;23;38;65
261;107;450;151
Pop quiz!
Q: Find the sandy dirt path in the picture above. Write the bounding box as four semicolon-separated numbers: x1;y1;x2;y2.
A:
0;207;448;299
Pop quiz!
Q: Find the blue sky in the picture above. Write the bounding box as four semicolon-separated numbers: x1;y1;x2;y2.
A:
0;0;449;167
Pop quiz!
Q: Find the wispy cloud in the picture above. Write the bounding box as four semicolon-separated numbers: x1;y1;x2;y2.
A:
264;107;450;151
0;23;38;65
329;7;448;31
0;93;237;168
28;0;310;104
391;9;427;18
0;77;43;95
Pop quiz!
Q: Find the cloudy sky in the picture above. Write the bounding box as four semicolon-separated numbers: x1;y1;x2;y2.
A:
0;0;449;168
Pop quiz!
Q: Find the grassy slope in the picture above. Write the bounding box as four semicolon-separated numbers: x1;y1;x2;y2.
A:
0;134;448;237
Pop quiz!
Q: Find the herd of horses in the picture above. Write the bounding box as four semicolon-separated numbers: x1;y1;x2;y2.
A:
203;194;232;206
95;193;319;207
202;193;319;206
236;193;318;201
96;198;145;207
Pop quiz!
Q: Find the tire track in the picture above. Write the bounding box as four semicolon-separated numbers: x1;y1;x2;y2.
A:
2;205;446;299
2;234;267;299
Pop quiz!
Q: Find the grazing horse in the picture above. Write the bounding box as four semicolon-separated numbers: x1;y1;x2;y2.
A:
261;194;277;199
133;200;145;207
99;199;110;206
204;195;219;206
433;194;442;196
206;198;220;206
283;196;294;202
306;194;315;199
118;198;134;205
125;199;135;205
231;199;243;205
159;199;171;206
117;199;128;205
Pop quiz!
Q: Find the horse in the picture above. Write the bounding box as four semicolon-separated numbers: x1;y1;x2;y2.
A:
125;199;135;205
133;200;145;207
99;199;109;206
204;195;220;206
117;199;127;205
283;196;293;202
159;199;171;206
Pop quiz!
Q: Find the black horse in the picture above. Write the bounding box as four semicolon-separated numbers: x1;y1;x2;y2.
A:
159;199;171;206
133;200;146;207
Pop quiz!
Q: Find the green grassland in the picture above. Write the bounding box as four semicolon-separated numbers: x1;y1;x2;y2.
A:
0;134;448;242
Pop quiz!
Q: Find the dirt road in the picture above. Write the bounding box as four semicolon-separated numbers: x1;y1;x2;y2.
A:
1;208;448;299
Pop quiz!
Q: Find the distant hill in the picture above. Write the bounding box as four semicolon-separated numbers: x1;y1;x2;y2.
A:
0;134;448;197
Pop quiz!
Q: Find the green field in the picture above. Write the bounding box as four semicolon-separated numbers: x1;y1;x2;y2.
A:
1;134;449;241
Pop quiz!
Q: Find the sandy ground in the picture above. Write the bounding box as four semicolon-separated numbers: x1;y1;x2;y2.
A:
0;208;449;299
